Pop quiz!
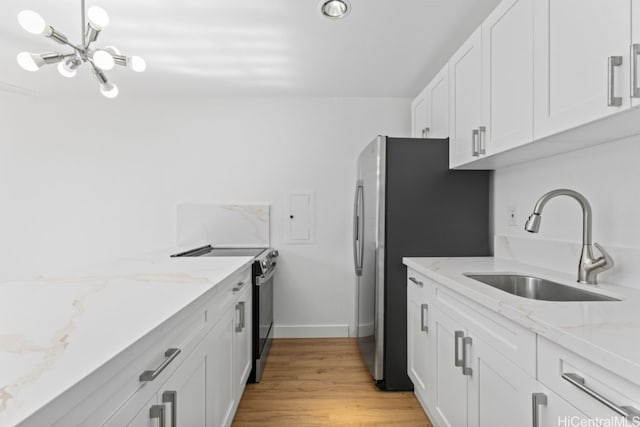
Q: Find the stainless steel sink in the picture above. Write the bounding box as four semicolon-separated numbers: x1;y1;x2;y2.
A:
464;274;620;302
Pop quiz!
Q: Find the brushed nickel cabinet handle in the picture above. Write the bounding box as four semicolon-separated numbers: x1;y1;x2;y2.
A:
233;281;246;292
235;301;245;332
422;127;430;138
478;126;486;155
139;348;181;382
162;391;177;427
472;129;480;157
562;373;640;420
454;330;464;368
420;303;429;332
608;56;623;107
149;404;166;427
409;277;423;286
532;392;547;427
462;336;473;376
632;44;640;98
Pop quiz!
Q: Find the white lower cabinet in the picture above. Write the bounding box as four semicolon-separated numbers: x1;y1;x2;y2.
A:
431;305;468;427
405;269;619;427
101;267;252;427
406;273;433;407
467;331;536;427
233;281;253;401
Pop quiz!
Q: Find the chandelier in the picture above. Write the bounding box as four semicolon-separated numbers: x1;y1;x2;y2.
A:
16;0;146;98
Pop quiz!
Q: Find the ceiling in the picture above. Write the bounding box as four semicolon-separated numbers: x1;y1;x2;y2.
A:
0;0;501;98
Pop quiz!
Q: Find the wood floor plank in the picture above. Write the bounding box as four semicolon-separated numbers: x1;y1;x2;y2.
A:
232;338;432;427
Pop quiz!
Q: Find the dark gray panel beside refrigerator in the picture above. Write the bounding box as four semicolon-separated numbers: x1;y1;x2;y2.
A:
353;136;490;391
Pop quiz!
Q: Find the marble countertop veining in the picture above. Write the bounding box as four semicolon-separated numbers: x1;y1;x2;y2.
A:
0;249;254;427
403;257;640;385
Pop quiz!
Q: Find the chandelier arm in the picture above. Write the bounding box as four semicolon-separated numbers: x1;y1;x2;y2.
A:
81;0;86;47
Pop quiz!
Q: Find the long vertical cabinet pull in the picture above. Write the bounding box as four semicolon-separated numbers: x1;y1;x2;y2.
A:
240;301;246;330
352;184;361;276
608;56;623;106
531;393;547;427
471;129;480;157
352;182;364;276
149;405;166;427
162;391;178;427
478;126;486;155
420;304;429;332
632;44;640;98
461;336;473;376
454;331;464;367
235;302;245;332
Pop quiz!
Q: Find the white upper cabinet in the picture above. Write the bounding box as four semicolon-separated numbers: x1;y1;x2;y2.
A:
633;0;640;107
411;64;449;139
427;65;449;139
482;0;534;155
411;86;430;138
449;27;483;167
533;0;631;139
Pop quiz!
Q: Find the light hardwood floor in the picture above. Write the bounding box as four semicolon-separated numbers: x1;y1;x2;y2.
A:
232;338;432;426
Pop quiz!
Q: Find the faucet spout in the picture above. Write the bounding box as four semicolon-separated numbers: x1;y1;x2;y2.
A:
526;189;592;245
524;189;612;285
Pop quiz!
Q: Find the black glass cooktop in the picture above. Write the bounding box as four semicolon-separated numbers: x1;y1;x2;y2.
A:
171;245;265;258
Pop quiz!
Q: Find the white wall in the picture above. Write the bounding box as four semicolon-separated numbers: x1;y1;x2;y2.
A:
493;135;640;288
0;93;410;337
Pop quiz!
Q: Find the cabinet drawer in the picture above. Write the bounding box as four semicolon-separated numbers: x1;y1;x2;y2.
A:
538;337;640;420
207;267;251;326
435;286;536;376
407;268;436;300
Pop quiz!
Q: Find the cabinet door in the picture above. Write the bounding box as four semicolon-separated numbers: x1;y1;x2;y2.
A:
407;284;432;407
467;334;536;427
233;283;252;400
533;0;631;139
428;65;449;138
431;305;468;427
449;27;483;167
412;86;430;137
633;0;640;107
206;306;236;427
162;332;209;427
535;386;589;427
482;0;533;155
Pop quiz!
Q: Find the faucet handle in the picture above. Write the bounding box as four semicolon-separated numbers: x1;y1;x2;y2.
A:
593;242;614;270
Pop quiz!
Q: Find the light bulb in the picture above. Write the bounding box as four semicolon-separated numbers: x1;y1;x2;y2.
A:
57;61;77;78
87;6;109;29
93;50;114;70
16;52;42;71
100;82;118;98
18;10;48;35
130;56;146;72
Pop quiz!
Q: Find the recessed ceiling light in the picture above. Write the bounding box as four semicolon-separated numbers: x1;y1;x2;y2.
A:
320;0;350;19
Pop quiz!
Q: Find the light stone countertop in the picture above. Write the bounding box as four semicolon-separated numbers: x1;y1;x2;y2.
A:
403;257;640;385
0;249;254;427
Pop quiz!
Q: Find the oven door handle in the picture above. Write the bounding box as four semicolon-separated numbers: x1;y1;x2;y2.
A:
256;268;276;287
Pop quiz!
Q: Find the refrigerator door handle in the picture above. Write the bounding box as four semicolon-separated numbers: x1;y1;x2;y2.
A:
353;181;364;276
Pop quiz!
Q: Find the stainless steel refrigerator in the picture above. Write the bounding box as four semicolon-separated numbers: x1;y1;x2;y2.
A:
353;136;490;390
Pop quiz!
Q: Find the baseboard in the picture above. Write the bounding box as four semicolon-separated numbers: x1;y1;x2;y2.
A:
273;324;350;338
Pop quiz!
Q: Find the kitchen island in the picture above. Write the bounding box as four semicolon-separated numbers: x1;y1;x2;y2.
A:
0;249;254;427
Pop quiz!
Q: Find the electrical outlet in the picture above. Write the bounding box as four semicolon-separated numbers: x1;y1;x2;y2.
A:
508;206;518;227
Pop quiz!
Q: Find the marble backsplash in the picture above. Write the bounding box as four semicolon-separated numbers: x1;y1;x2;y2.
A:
494;235;640;290
176;204;270;248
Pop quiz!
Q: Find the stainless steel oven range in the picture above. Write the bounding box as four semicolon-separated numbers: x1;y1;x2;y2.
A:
170;244;278;383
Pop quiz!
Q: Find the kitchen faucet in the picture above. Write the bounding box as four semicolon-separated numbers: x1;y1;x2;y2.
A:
524;189;613;285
